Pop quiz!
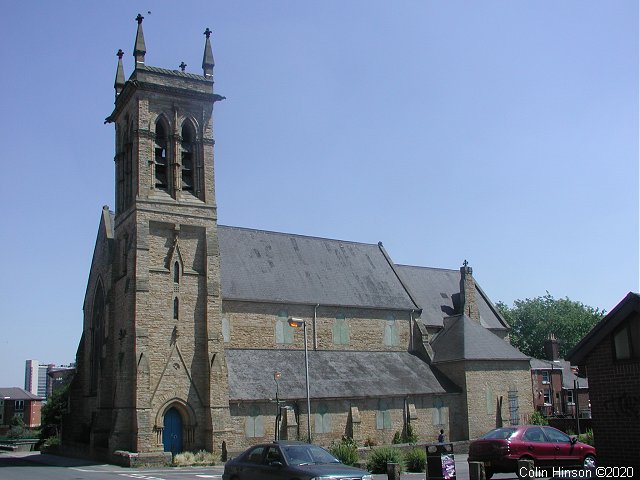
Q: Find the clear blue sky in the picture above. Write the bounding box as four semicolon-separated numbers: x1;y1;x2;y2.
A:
0;1;637;387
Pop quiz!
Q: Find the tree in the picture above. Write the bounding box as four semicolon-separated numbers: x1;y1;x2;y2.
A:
39;384;69;443
496;292;604;359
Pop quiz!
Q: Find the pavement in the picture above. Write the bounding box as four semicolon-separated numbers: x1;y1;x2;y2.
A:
0;450;530;479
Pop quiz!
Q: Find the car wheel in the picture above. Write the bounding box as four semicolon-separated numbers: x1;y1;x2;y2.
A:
583;455;596;468
484;468;494;479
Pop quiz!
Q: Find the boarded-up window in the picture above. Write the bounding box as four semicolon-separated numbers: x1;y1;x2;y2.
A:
383;315;399;347
333;314;349;345
432;398;444;425
315;403;332;434
275;311;293;344
376;400;392;430
245;405;265;438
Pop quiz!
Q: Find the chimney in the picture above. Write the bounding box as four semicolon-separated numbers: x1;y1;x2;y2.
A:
544;333;560;360
460;260;480;323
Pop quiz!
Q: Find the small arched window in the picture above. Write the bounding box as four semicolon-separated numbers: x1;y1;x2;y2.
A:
173;261;180;284
90;282;105;395
173;297;179;320
181;122;196;192
155;119;169;191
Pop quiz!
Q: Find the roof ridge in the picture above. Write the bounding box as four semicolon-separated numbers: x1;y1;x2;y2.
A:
218;224;380;247
395;264;458;273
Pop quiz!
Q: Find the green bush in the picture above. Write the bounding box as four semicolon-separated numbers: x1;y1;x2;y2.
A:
405;423;418;444
404;447;426;472
529;411;548;425
329;437;359;466
365;446;404;474
392;423;418;444
578;429;594;446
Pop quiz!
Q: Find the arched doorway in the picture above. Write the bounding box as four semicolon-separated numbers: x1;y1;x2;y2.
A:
162;407;183;455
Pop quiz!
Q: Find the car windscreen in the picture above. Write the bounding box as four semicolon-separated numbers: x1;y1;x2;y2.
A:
481;428;518;440
282;445;340;465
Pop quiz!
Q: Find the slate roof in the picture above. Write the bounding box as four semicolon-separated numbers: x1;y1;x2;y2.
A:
225;349;459;401
218;226;418;310
568;292;640;366
530;358;588;389
431;315;529;363
0;387;43;401
396;265;508;330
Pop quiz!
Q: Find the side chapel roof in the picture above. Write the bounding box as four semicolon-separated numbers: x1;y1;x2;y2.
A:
431;314;529;363
225;349;459;401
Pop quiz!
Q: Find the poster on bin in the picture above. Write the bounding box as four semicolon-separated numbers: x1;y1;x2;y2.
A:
441;453;456;479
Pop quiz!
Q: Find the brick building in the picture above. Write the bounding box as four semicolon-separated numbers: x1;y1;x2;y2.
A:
0;387;43;432
530;335;590;420
568;292;640;468
64;17;533;463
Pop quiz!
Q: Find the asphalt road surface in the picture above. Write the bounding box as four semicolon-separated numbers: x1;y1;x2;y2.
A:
0;451;529;480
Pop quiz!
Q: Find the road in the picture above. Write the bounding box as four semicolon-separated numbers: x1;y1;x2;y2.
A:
0;450;525;480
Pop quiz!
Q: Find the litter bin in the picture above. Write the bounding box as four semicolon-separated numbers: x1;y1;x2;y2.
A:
425;443;456;480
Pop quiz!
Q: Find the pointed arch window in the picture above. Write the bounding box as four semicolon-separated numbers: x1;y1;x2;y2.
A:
124;121;134;206
173;261;180;284
181;121;196;193
90;283;106;395
154;120;169;191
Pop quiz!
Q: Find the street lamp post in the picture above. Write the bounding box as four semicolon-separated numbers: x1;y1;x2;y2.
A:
288;317;311;443
274;371;282;441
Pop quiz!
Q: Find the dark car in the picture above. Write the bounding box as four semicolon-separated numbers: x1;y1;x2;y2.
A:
468;425;596;479
222;441;373;480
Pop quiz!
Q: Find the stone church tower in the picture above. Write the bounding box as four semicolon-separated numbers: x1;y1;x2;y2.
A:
65;16;230;461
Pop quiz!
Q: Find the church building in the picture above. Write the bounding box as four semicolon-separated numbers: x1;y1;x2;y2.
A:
63;17;533;464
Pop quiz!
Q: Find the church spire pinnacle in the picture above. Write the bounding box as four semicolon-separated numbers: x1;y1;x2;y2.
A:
202;28;214;78
114;49;125;97
133;13;146;67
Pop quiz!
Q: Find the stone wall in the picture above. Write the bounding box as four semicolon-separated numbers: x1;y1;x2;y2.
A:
225;394;457;451
464;360;534;440
222;300;412;352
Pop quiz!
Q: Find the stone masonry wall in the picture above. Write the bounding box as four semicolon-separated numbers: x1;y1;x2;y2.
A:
222;300;412;352
464;360;534;440
225;394;456;451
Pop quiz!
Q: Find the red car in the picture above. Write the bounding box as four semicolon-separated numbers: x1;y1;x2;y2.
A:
468;425;596;478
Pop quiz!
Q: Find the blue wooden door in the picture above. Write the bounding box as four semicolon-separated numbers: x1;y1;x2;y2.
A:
162;407;183;455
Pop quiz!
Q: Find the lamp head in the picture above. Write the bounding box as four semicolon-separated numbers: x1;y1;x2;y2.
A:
288;317;304;328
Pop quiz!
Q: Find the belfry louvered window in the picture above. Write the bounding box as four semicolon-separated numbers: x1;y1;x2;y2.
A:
154;120;169;191
181;122;196;192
